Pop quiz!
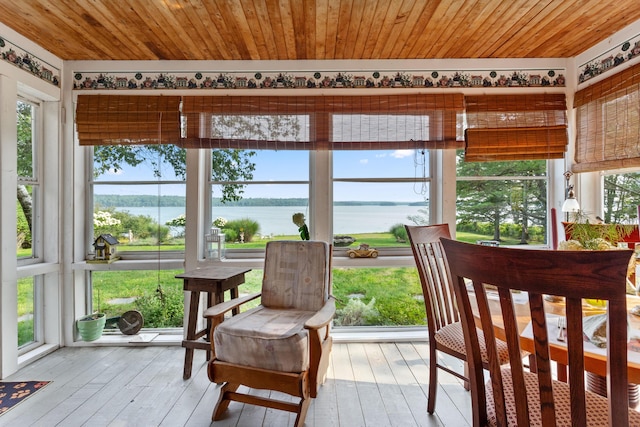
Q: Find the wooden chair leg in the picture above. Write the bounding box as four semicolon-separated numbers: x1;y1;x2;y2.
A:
463;361;470;391
427;347;438;414
213;382;239;421
294;394;311;427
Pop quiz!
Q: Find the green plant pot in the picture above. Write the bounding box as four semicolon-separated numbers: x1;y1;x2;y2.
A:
76;313;106;342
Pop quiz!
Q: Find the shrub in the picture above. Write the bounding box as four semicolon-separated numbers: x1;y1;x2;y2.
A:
389;223;408;242
334;297;380;326
222;228;238;242
333;235;356;247
134;285;184;328
225;218;260;242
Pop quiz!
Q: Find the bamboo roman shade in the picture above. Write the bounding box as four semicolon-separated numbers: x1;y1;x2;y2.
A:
464;94;568;162
180;94;464;150
574;62;640;172
76;95;181;146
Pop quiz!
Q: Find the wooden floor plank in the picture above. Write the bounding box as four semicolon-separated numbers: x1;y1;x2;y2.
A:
366;343;421;427
348;342;393;426
2;342;474;426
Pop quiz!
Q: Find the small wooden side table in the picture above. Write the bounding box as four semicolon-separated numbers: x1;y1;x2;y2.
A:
176;266;251;379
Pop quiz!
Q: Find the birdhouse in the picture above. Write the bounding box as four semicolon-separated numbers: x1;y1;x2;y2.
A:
91;233;120;263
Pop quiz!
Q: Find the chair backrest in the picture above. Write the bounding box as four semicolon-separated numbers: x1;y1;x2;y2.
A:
405;224;459;337
440;238;632;427
261;240;332;311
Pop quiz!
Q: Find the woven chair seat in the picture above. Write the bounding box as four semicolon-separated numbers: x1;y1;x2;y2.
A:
486;368;640;426
435;322;512;365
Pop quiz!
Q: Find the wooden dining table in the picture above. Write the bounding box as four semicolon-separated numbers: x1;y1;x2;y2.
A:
475;290;640;384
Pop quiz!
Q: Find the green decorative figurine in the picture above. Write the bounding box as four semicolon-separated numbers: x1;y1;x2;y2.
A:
292;212;310;240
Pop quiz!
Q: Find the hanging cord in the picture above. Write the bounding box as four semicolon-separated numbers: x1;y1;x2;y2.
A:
156;112;164;300
413;140;428;195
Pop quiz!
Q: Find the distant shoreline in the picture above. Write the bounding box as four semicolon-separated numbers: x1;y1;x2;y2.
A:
94;195;424;207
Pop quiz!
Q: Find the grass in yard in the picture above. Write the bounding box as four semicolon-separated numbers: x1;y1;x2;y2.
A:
15;230;541;330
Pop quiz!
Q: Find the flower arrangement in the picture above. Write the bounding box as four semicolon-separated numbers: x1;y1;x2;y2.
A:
292;212;310;240
560;211;635;250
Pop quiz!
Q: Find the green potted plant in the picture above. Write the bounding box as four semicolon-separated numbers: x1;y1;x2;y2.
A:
76;312;106;342
76;290;105;341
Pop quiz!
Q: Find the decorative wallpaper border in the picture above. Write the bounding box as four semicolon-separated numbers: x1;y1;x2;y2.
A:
72;69;566;91
0;36;60;87
578;31;640;84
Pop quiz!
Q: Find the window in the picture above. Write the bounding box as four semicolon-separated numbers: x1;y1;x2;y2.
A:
17;275;42;352
209;149;309;252
603;171;640;223
333;149;430;248
91;145;186;254
456;151;548;245
17;99;41;262
88;145;186;327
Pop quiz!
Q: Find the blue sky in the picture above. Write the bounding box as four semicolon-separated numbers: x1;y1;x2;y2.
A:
94;149;430;202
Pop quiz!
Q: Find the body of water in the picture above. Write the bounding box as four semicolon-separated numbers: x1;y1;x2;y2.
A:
117;205;427;235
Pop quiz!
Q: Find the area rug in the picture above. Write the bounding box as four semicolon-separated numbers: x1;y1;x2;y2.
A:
0;381;50;415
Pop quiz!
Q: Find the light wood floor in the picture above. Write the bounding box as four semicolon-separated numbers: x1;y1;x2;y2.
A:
1;342;472;426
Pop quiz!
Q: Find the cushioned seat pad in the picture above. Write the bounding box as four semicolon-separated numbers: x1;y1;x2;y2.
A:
436;322;512;364
214;306;314;372
486;368;640;426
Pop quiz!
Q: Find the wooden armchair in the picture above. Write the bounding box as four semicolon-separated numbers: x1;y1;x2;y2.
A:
441;238;640;426
204;240;334;427
405;224;516;414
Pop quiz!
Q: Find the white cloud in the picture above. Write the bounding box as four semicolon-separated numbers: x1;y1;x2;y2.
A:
359;158;369;164
390;149;414;158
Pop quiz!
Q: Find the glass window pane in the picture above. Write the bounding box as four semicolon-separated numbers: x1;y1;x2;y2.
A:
17;100;37;260
211;150;309;249
334;149;429;179
18;277;35;347
91;270;185;328
332;267;424;327
17;101;35;179
212;183;309;243
456;152;548;245
333;182;429;236
17;185;35;259
93;183;186;250
93;145;185;181
603;172;640;223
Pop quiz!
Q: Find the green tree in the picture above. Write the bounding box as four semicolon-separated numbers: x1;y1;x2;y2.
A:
604;173;640;223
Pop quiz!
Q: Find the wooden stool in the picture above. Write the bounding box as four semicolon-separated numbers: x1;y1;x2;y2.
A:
176;266;251;379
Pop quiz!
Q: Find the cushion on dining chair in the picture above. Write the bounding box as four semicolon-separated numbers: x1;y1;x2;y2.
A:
485;368;640;427
436;322;512;364
214;306;314;372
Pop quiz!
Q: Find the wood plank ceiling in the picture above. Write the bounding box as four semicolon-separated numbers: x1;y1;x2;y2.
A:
1;0;640;61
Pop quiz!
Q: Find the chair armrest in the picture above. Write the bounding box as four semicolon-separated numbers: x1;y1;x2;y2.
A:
203;292;261;318
304;297;336;330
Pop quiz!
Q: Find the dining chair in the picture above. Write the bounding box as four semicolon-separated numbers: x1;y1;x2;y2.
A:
405;224;515;414
440;238;640;427
203;240;334;427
